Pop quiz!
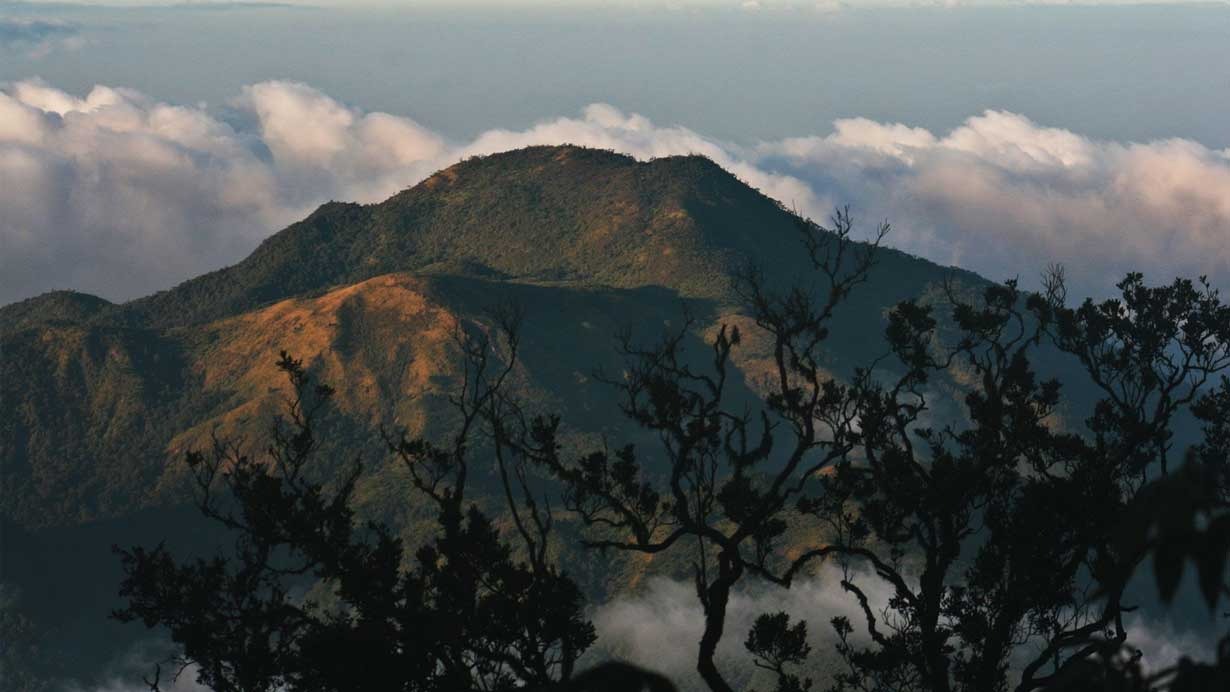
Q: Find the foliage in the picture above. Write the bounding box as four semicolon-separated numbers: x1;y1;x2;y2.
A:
746;612;813;692
726;272;1230;692
113;326;595;692
0;322;190;527
1053;449;1230;691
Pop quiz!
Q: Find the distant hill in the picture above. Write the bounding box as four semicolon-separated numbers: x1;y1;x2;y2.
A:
0;291;114;336
1;145;1021;689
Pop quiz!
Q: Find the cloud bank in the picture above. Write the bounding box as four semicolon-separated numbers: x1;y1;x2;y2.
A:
589;568;1216;692
1;78;1227;305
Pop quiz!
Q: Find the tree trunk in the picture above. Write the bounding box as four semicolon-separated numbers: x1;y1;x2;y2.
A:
696;553;742;692
919;564;953;692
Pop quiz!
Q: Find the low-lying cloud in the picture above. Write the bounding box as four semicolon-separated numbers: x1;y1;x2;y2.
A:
758;112;1230;300
590;566;1218;692
1;78;1227;305
588;566;893;691
61;639;210;692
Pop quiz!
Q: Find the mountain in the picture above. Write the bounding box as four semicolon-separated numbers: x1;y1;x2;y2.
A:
1;145;1004;688
123;146;805;328
113;145;966;329
3;145;987;528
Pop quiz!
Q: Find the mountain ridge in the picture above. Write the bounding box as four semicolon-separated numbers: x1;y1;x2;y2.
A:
2;144;1002;530
3;145;981;330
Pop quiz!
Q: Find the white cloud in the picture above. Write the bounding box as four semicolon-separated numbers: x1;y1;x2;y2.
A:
588;565;895;690
1123;613;1217;672
756;110;1230;297
589;567;1218;691
234;81;447;202
1;78;1227;305
0;79;448;303
59;638;212;692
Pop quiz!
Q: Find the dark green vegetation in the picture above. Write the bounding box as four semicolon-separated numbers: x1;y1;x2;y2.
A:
1;146;1226;690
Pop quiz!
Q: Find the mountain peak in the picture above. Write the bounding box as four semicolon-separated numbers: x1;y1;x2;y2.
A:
402;145;736;204
114;145;963;331
117;146;801;328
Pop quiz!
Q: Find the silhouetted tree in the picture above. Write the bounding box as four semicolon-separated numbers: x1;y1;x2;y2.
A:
745;611;814;692
528;210;888;692
740;272;1230;692
1030;448;1230;691
114;311;597;692
532;232;1228;692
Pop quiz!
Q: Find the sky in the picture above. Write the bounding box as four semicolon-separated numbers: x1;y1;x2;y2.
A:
1;1;1229;304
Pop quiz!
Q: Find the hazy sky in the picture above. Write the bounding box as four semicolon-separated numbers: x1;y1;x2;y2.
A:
4;2;1229;146
2;1;1229;303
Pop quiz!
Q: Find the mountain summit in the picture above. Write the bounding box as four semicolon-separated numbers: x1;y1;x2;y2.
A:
106;145;957;329
125;147;769;325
